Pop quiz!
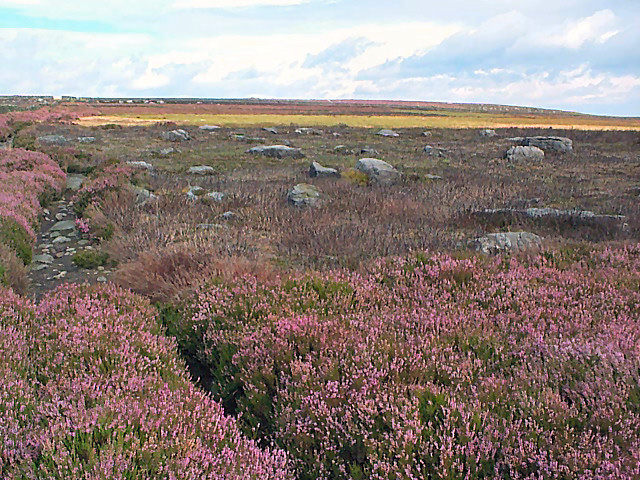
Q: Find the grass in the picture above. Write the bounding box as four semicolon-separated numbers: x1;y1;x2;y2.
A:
76;112;640;130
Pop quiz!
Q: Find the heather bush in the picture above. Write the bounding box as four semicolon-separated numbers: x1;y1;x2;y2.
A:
174;246;640;478
73;162;134;217
0;283;291;478
0;148;65;266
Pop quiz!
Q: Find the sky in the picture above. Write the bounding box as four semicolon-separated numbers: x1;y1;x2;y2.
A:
0;0;638;116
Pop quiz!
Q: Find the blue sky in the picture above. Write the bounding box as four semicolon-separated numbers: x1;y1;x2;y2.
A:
0;0;638;116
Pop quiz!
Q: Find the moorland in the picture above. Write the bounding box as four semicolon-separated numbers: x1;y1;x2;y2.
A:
0;96;639;479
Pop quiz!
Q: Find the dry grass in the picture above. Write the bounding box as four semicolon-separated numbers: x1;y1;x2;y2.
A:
76;112;640;130
0;244;28;295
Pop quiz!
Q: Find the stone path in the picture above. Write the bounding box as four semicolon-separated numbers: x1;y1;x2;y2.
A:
28;194;114;301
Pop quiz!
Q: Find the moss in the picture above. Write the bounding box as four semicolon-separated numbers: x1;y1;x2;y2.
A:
341;168;369;186
72;250;109;269
0;217;32;265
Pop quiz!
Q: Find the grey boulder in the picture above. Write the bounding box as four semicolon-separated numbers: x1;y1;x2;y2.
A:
505;145;545;162
520;136;573;153
37;135;69;146
247;145;305;159
474;231;543;255
66;174;86;192
377;129;399;137
162;129;190;142
479;129;497;137
356;158;402;185
188;165;215;175
287;183;321;207
309;161;340;178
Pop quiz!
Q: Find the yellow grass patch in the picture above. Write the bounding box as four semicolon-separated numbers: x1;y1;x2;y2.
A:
76;112;640;131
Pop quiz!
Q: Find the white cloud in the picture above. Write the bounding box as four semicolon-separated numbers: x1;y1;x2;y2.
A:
172;0;308;8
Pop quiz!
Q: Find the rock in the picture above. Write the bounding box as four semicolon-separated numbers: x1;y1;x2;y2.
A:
37;135;69;146
97;276;107;283
262;127;278;134
520;136;573;153
206;192;225;202
133;187;157;206
55;252;64;259
97;266;105;271
127;160;154;170
77;240;90;246
507;137;524;142
476;207;626;228
55;213;65;221
479;129;497;137
77;136;96;144
158;147;177;156
246;145;305;159
425;174;443;180
356;158;402;186
186;186;205;200
31;264;48;272
221;211;235;220
52;236;71;244
33;254;54;264
287;183;321;207
295;127;323;135
332;132;341;137
161;129;190;142
196;223;225;230
50;220;76;232
334;145;353;155
43;209;50;215
423;145;447;157
66;174;86;192
360;147;380;156
422;131;433;137
377;129;399;137
474;231;543;255
309;161;340;178
199;125;220;131
188;165;216;175
505;145;545;162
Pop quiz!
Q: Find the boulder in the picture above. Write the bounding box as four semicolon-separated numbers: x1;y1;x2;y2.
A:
50;220;76;232
199;125;220;131
37;135;69;146
422;131;433;137
66;174;86;192
360;147;380;156
158;147;177;156
33;254;54;265
186;186;205;201
262;127;278;134
520;136;573;153
309;161;340;178
188;165;215;175
356;158;402;185
377;129;399;137
127;160;154;170
423;145;447;157
295;127;323;135
287;183;321;207
505;145;545;162
479;129;497;137
132;187;157;206
77;136;96;144
161;129;190;142
334;145;353;155
206;192;225;202
474;231;543;255
247;145;305;159
221;211;235;220
476;207;626;228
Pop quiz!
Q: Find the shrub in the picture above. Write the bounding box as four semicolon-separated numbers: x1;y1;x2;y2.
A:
72;249;109;269
0;244;27;294
0;284;292;478
175;246;640;478
341;168;369;186
0;217;32;265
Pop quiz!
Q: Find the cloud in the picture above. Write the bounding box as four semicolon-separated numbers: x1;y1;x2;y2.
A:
172;0;309;8
0;1;638;115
